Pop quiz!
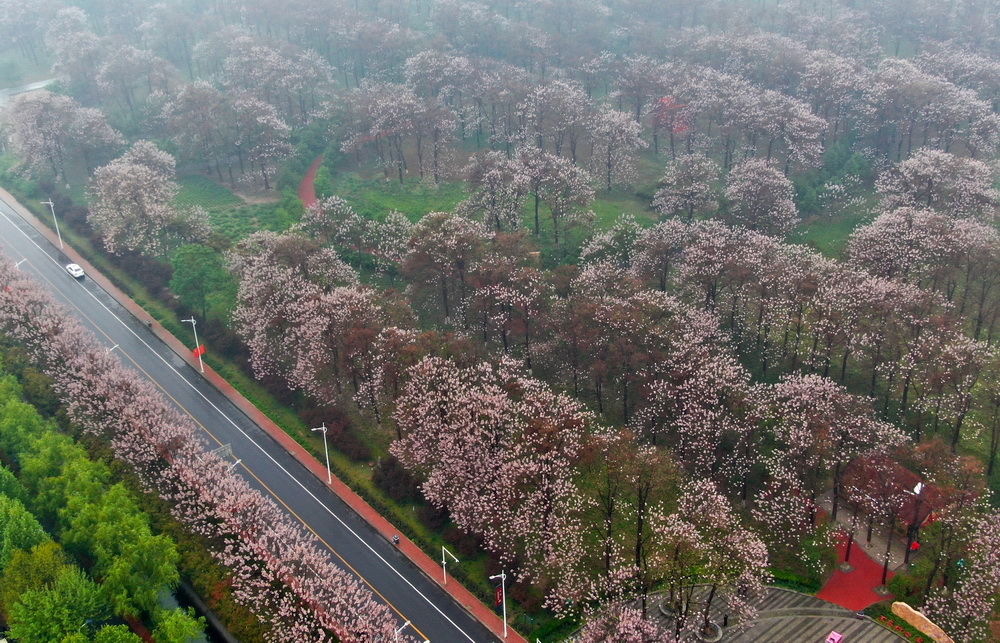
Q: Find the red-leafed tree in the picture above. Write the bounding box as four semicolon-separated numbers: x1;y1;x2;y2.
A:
401;211;490;324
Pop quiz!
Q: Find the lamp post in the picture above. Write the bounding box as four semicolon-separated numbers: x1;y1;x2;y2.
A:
14;258;26;270
904;481;924;565
40;199;62;249
393;620;411;642
442;545;459;584
181;317;204;373
490;570;508;639
312;422;332;484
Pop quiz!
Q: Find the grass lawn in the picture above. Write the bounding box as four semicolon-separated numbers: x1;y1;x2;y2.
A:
590;189;658;228
175;174;244;210
175;174;301;241
321;166;657;231
792;213;865;260
318;170;470;222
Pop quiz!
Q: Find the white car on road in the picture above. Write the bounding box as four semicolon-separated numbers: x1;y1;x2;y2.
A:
65;263;84;279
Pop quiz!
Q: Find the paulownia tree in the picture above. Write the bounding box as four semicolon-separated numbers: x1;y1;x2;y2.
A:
392;356;592;603
3;91;122;183
458;151;530;231
725;158;799;236
589;107;648;191
88;141;208;256
652;153;720;222
876;148;1000;221
401;211;490;324
576;602;666;643
650;479;768;640
518;147;594;242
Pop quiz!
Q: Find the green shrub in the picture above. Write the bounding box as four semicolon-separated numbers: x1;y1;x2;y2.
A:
864;602;931;642
372;456;421;503
768;567;822;594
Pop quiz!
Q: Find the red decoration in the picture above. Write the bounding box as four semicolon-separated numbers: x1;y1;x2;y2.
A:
495;584;503;607
193;344;206;357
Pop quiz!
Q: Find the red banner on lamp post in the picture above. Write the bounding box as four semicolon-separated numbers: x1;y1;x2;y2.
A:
193;344;206;357
495;584;503;607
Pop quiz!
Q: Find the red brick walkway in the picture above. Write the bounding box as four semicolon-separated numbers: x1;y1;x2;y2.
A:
299;154;323;208
2;187;524;643
817;531;894;611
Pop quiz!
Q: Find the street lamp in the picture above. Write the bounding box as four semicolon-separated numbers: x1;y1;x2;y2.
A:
181;317;204;373
441;545;459;585
904;481;925;565
312;422;332;484
14;258;26;270
394;620;411;642
40;199;62;249
490;570;508;639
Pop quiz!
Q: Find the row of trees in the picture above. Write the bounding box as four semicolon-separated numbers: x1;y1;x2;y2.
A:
331;28;1000;188
12;0;1000;92
13;0;1000;204
0;261;409;641
0;371;204;642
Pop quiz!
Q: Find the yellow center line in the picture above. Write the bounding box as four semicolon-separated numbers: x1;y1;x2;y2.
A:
16;257;431;641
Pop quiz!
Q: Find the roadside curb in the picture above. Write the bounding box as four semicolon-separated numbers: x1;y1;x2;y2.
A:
1;187;526;643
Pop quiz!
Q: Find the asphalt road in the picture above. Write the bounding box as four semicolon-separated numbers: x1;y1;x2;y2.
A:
0;193;499;643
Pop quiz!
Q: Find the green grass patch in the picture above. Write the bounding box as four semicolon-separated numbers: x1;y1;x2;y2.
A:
321;171;469;222
792;208;873;260
590;190;657;229
768;567;822;594
174;175;302;242
0;152;41;198
175;175;244;210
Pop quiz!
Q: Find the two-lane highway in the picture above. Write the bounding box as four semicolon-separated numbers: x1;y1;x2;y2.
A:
0;192;499;643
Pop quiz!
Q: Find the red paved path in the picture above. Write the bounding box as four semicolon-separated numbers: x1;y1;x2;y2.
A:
817;531;894;611
1;186;525;643
299;154;323;208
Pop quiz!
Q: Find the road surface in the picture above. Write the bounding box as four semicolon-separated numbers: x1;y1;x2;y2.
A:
0;192;500;643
